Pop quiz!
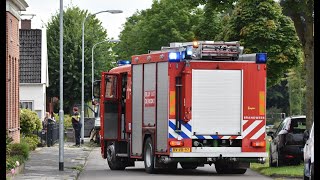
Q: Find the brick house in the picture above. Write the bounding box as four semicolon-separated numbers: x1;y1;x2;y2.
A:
19;20;49;121
6;0;29;143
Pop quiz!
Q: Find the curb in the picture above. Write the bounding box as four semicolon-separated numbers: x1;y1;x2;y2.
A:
74;146;94;180
269;174;303;179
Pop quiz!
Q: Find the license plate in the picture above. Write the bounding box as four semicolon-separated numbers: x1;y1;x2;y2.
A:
171;147;191;152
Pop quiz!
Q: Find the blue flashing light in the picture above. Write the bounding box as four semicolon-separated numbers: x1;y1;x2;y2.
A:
117;60;131;66
256;53;267;64
186;46;193;56
168;52;181;62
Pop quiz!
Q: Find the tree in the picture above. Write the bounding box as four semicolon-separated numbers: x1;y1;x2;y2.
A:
192;4;223;40
266;80;289;114
220;0;301;87
115;0;201;60
46;6;116;113
287;59;306;116
280;0;313;130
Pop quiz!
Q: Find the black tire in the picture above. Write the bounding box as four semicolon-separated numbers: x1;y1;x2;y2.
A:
215;165;227;174
276;150;283;167
232;168;247;174
144;138;156;174
106;144;126;170
180;162;198;169
215;162;247;174
269;147;276;167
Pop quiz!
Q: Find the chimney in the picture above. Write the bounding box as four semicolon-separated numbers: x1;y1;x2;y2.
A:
21;19;31;29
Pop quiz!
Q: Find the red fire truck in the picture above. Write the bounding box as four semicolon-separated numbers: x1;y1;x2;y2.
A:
93;41;268;174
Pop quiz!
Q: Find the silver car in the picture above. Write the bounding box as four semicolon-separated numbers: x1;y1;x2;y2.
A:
303;122;314;180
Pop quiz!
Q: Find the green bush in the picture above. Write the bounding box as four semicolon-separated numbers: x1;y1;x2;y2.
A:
6;133;13;156
55;113;73;130
20;109;42;134
21;134;39;151
9;141;30;160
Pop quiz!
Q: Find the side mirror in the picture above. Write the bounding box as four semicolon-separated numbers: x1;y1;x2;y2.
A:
93;80;101;99
267;131;274;138
303;130;309;144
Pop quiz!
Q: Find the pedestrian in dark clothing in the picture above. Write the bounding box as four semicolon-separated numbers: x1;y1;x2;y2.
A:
72;107;82;147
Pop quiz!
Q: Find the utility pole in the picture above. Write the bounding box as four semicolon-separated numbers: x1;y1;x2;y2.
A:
58;0;64;171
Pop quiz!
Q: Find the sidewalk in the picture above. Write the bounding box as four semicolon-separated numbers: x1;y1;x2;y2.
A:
13;139;94;180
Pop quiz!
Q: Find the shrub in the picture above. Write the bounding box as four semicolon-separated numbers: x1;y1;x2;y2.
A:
20;109;42;134
55;113;73;130
6;132;13;156
6;155;24;171
9;141;30;160
21;134;39;151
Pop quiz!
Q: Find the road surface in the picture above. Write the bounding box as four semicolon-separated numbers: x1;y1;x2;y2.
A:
78;147;281;180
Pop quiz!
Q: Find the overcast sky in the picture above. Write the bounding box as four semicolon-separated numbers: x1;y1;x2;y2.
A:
23;0;153;39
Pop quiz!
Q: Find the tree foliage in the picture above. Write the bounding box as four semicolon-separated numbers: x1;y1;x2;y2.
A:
287;59;306;116
46;6;116;113
192;3;223;40
115;0;201;60
280;0;314;130
266;80;289;114
219;0;301;86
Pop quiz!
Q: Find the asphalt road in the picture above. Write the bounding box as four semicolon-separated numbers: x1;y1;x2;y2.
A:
78;147;279;180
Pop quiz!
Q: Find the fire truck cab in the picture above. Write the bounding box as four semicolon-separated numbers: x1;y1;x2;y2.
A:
94;41;268;174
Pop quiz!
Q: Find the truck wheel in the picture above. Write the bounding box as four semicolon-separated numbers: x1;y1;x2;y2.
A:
215;162;247;174
215;164;227;174
231;168;247;174
144;138;156;174
180;162;198;169
106;144;125;170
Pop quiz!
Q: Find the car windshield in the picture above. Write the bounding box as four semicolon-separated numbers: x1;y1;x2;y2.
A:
289;118;306;134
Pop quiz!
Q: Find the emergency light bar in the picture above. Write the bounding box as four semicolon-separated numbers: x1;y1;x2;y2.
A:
117;60;131;66
168;52;185;62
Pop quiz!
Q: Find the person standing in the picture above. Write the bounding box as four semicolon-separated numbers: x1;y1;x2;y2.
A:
72;107;81;147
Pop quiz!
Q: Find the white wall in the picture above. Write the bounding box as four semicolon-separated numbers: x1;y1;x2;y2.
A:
20;84;46;120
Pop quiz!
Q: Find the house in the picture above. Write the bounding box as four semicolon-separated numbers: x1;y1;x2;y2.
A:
19;19;49;121
6;0;29;143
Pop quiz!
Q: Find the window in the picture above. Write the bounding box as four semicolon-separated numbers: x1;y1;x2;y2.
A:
35;110;42;119
20;101;33;110
275;118;287;135
105;75;118;99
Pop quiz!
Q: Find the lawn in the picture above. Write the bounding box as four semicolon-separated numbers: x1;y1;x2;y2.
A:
250;137;304;178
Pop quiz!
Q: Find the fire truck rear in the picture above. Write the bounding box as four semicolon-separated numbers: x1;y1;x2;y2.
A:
94;41;268;174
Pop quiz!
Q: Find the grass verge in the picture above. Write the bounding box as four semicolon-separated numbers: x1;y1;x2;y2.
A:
250;138;303;178
251;160;303;177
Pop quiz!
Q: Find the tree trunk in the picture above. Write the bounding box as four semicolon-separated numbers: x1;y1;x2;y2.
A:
304;42;314;130
303;18;314;130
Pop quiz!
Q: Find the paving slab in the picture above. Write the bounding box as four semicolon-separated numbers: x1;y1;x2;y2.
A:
14;140;93;180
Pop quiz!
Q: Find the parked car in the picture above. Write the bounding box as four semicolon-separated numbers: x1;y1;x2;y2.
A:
303;122;314;180
268;115;306;167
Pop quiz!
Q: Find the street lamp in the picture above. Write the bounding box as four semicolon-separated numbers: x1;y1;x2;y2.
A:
59;0;64;171
81;10;122;144
91;39;120;100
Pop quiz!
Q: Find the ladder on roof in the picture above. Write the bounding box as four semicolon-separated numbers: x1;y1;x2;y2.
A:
149;41;244;60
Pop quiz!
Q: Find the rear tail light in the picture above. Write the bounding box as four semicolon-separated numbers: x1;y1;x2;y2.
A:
169;141;184;147
285;155;294;158
251;140;266;147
